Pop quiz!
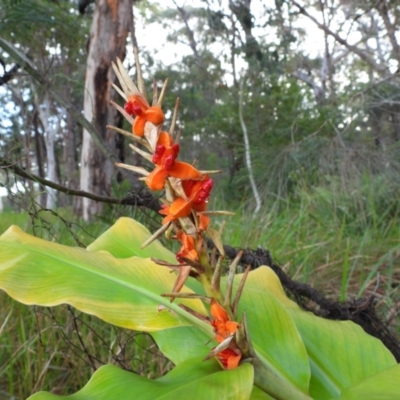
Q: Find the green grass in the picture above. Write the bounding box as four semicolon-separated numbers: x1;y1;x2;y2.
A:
0;190;399;398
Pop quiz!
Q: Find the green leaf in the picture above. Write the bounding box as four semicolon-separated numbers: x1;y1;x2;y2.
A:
250;386;276;399
151;326;212;365
86;218;221;365
233;268;311;394
335;363;400;400
234;267;396;399
0;225;210;334
28;358;254;400
87;217;176;262
292;311;396;399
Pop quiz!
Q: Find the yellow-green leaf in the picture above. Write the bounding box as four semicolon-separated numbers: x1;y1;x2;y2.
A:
235;267;396;399
0;225;209;333
335;363;400;400
233;267;311;394
28;358;254;400
151;326;212;364
87;217;176;262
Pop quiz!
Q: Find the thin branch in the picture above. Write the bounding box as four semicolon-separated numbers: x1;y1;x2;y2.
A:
238;75;261;214
172;1;202;65
377;0;400;67
0;156;161;212
290;70;324;103
290;0;389;76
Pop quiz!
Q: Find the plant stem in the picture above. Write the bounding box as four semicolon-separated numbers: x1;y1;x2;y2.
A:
252;358;312;400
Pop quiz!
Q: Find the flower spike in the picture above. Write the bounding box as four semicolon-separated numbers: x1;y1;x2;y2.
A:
110;51;248;371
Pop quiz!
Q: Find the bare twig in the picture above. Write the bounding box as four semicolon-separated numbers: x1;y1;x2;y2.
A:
0;156;161;212
238;75;261;214
290;0;390;76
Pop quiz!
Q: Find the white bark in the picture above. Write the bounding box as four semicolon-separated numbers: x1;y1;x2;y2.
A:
79;0;131;221
80;56;96;221
36;92;58;209
239;76;262;215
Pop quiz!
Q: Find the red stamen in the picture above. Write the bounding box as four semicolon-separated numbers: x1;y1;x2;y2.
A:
163;155;175;170
152;145;166;164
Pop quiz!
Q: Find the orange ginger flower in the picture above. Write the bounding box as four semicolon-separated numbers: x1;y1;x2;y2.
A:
160;176;213;227
210;299;240;343
176;230;198;263
145;132;202;191
124;94;164;136
210;299;241;369
215;348;242;370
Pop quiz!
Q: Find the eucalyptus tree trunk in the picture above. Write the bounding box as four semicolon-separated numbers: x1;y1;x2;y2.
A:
36;92;58;210
80;0;131;220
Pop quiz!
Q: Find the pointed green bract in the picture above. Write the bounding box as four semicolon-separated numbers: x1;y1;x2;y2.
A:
28;358;254;400
0;225;210;333
87;217;176;262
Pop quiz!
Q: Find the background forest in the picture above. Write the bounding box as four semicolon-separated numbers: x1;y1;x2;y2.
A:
0;0;400;397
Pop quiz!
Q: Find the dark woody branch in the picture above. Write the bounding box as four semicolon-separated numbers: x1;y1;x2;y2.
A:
0;157;161;213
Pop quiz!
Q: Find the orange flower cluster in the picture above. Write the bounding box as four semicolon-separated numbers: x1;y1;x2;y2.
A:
124;94;164;136
124;96;214;234
145;131;202;191
210;300;242;369
160;177;213;229
113;59;246;372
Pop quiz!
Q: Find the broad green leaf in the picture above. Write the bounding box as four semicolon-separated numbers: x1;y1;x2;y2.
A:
28;358;254;400
0;225;210;334
250;386;276;399
151;326;212;365
86;217;220;365
293;312;396;399
233;268;311;394
87;217;176;263
236;267;396;399
335;363;400;400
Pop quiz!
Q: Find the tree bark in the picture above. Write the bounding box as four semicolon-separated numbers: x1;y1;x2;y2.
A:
80;0;131;220
36;92;59;209
61;56;79;208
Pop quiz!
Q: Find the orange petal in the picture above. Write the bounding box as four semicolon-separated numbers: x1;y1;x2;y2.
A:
145;166;168;191
225;321;240;334
160;197;193;224
169;197;193;218
157;131;174;147
217;349;241;370
176;230;194;247
177;248;198;263
197;213;210;231
169;162;203;180
145;106;164;125
133;116;146;136
210;299;229;322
